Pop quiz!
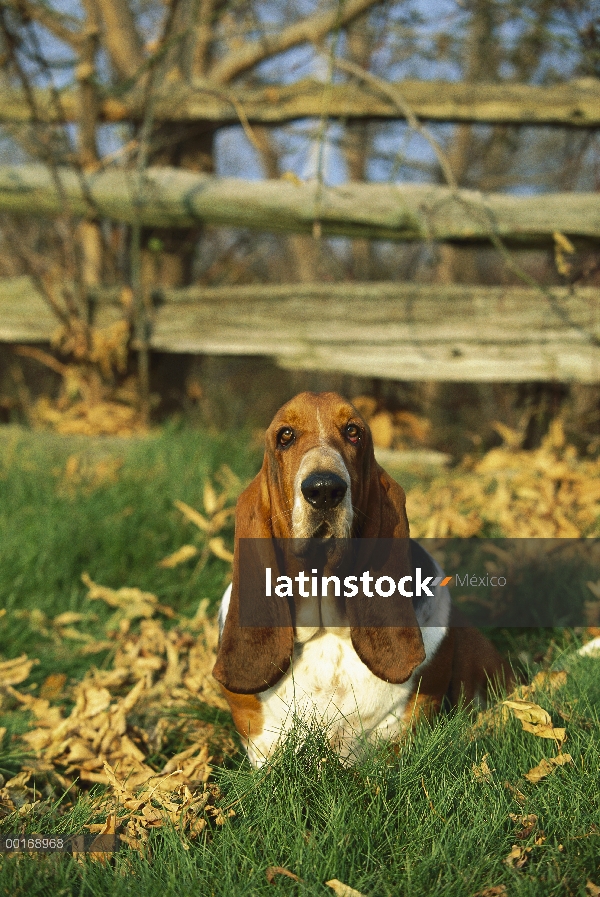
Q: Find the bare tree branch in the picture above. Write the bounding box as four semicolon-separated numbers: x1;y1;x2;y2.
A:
209;0;383;84
4;0;83;49
78;0;100;169
192;0;215;77
0;6;87;319
91;0;144;80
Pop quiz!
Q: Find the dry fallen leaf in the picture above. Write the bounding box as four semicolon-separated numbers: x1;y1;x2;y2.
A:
509;813;538;839
503;699;566;744
532;670;568;691
85;814;117;865
39;673;67;700
586;881;600;897
369;411;394;449
503;699;551;726
326;880;366;897
53;612;89;627
203;482;219;515
266;867;302;884
524;753;573;784
472;887;507;897
78;640;114;655
174;500;211;532
520;721;566;743
82;573;174;623
158;545;199;568
504;844;532;868
0;654;38;686
208;537;234;563
504;781;527;805
472;754;493;783
553;231;576;276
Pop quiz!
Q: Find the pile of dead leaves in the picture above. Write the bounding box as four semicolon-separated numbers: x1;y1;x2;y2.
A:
0;577;237;846
86;764;234;858
352;395;431;451
406;419;600;537
158;470;240;576
15;316;146;437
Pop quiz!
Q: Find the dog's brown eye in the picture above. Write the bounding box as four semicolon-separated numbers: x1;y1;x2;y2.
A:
277;427;295;448
344;423;361;444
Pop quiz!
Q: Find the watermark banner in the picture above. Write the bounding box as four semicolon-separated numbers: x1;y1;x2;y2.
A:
237;538;600;628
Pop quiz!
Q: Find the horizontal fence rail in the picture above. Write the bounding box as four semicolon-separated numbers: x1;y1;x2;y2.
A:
1;79;599;128
2;277;598;382
1;166;599;245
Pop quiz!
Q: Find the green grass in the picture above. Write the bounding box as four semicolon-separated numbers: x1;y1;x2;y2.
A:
0;425;598;896
1;659;599;896
0;422;260;686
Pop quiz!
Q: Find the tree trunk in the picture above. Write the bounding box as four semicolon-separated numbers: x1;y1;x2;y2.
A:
140;124;217;288
435;0;500;284
344;18;374;280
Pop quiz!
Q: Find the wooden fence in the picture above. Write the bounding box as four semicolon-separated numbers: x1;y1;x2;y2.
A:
1;77;599;382
2;277;598;383
1;79;599;127
0;165;598;244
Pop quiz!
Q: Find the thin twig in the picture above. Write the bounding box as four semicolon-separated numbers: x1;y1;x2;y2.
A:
421;777;447;823
0;223;70;326
129;0;181;424
0;6;92;321
311;3;346;241
13;345;68;377
333;56;458;189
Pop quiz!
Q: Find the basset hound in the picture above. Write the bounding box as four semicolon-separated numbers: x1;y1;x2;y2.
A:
213;391;513;766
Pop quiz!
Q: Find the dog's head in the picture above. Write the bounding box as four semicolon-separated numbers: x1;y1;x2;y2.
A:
212;392;425;694
264;392;372;544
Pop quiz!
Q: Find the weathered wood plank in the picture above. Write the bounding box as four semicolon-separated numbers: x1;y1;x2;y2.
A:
1;277;598;382
277;342;600;383
1;166;599;244
1;78;599;127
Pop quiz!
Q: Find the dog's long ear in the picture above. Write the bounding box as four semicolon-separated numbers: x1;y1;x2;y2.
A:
347;430;425;683
212;462;294;694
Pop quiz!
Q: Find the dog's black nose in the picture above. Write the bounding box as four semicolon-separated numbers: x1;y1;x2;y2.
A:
301;472;347;510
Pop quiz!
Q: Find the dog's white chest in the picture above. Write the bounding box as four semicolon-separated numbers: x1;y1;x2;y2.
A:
247;630;415;766
218;569;451;767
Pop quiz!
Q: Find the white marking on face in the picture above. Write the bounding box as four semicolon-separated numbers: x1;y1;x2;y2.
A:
291;445;353;540
290;443;353;637
316;408;325;441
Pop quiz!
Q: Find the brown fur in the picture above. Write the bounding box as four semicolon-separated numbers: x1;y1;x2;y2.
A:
213;392;425;694
213;391;513;720
402;621;512;726
402;629;455;724
220;687;264;740
446;606;514;705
